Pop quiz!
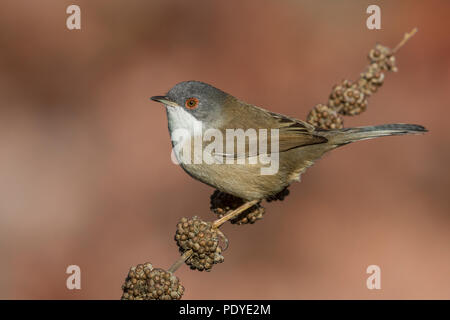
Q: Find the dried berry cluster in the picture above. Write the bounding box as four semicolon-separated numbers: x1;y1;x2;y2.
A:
175;216;225;271
210;190;266;225
307;43;398;130
121;262;184;300
266;187;290;202
306;104;344;130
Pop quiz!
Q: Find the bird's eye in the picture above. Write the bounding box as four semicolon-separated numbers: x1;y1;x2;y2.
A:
185;97;199;109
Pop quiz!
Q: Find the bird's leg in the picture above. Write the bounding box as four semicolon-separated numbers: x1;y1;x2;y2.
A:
212;199;260;229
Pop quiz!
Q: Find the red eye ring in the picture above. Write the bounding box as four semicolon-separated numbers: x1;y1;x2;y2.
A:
185;97;199;109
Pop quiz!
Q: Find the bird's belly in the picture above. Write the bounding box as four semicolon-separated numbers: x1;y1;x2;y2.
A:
175;139;331;201
172;135;288;200
180;162;287;201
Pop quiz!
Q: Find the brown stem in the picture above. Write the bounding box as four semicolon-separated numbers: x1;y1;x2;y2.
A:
212;200;260;229
392;27;418;53
168;249;193;273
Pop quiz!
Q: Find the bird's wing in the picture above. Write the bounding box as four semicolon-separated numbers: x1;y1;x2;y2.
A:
211;103;328;160
265;111;328;152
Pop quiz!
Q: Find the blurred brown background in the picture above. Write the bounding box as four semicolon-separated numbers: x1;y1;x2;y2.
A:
0;0;449;299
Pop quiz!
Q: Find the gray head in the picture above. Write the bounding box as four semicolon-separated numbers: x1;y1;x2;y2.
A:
151;81;230;130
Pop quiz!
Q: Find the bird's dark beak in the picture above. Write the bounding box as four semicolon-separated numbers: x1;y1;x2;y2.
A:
150;96;180;108
150;95;168;103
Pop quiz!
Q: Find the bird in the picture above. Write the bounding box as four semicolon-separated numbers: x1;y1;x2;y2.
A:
151;80;427;201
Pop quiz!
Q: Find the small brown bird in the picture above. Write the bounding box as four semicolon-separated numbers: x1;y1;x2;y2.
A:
151;81;427;201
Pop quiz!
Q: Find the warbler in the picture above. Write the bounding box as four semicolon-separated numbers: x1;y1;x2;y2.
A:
151;81;426;201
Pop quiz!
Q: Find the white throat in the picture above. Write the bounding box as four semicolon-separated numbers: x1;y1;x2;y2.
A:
166;106;203;136
166;106;204;164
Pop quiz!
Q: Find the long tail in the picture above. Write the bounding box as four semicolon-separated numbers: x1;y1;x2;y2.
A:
322;124;427;146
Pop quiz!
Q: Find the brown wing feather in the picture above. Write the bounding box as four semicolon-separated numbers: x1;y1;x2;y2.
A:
212;99;327;159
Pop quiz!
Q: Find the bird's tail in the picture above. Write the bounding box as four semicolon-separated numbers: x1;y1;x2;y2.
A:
322;124;427;146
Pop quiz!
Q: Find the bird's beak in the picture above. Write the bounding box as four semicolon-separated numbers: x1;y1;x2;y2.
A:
150;96;180;108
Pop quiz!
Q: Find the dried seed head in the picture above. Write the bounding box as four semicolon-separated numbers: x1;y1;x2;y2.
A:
232;205;265;225
341;98;368;116
210;190;266;225
121;262;184;300
328;82;346;107
368;44;397;72
357;78;378;96
266;187;290;202
307;104;344;130
340;87;367;116
328;79;368;117
175;216;225;271
361;62;385;85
